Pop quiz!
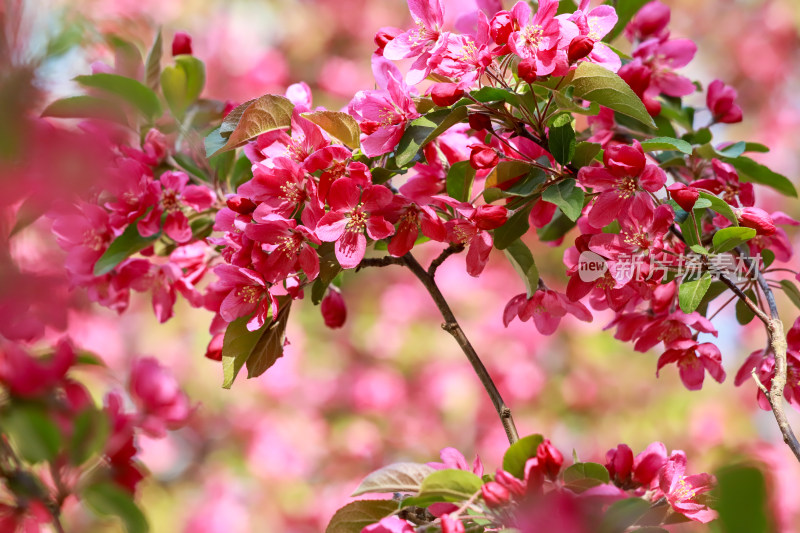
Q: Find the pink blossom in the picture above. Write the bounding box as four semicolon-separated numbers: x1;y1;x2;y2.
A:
625;0;670;42
129;357;192;437
707;80;743;124
321;289;347;329
238;157;310;217
212;264;278;331
244;215;321;282
656;339;726;391
507;0;578;76
0;339;75;398
567;0;621;72
382;0;446;85
658;452;717;523
361;516;414;533
504;288;592;335
428;447;484;476
316;179;395;268
138;171;215;243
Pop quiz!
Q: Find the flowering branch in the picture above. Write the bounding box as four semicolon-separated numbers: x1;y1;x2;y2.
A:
402;252;519;445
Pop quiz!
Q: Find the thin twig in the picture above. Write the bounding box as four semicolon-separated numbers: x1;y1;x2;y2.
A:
428;244;465;277
402;252;519;444
356;256;405;272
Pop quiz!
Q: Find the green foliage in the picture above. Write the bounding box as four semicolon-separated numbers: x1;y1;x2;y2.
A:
542;179;584;221
724;156;797;197
161;55;206;118
2;404;61;463
537;209;577;242
678;271;713;313
502;434;544;479
571;63;656;128
416;469;483;502
351;463;435;496
74;73;161;119
83;482;149;533
446;160;476;203
210;94;294;156
605;0;651;41
41;95;127;123
713;465;771;533
562;462;610;492
780;280;800;311
548;114;576;165
144;30;163;90
326;500;399;533
712;227;756;254
394;106;468;167
68;408;110;466
302;110;361;149
504;240;540;297
493;204;533;250
93;222;160;276
698;191;739;225
639;137;692;155
572;142;602;169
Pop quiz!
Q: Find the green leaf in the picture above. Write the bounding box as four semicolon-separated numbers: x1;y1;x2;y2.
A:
484;160;534;190
537;209;577;242
571;142;602;169
712;227;756;254
352;463;435;496
736;289;757;325
743;142;769;153
302;110;361;149
422;104;469;146
601;498;651;532
41;95;127;123
204;126;227;159
493;204;532;250
780;280;800;311
83;482;149;533
211;94;294;156
74;73;161;119
504;240;539;297
679;271;713;313
548;114;576;165
2;404;62;463
563;462;610;493
9;196;47;237
312;242;342;305
417;469;483;502
394;107;468;167
714;465;770;533
144;30;163;90
470;86;520;105
605;0;651;41
161;56;206;117
502;434;544;479
639;136;692;155
724;156;797;198
325;500;398;533
718;141;746;158
221;296;292;388
446;161;476;202
93;222;160;276
571;62;656;128
542;179;584;221
697;191;738;225
68;408;110;466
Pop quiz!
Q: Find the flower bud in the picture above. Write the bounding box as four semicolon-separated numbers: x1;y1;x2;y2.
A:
360;120;381;136
568;35;595;63
489;11;513;45
129;357;192;437
481;481;511;508
667;183;700;212
171;32;193;56
472;205;508;230
430;83;464;107
707;80;743;124
441;514;465;533
205;333;224;361
517;58;538;83
495;469;526;496
468;144;499;170
737;207;776;236
374;27;402;55
523;457;545;495
605;444;634;485
536;439;564;481
226;195;257;215
321;289;347;329
468;112;492;132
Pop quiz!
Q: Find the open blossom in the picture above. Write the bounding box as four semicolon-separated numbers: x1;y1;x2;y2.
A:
239;157;310;217
129;357;192;437
428;447;484;476
138;171;215;243
707;80;743;124
362;516;414;533
316;179;395;268
0;339;75;398
349;56;420;158
507;0;578;76
633;311;717;352
578;141;666;228
504;288;592;335
625;0;670;42
656;339;726;391
382;0;446;85
385;199;446;257
658;452;716;523
244;215;321;282
212;264;278;331
567;0;620;72
443;203;508;277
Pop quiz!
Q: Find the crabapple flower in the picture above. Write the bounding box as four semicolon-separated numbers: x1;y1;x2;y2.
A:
482;481;511;508
386;201;446;257
382;0;445;84
468;143;499;169
361;516;414;533
138;171;215;243
737;207;776;236
632;441;668;487
667;183;700;212
239;157;310;217
536;439;563;480
428;447;484;476
658;452;717;523
634;311;717;352
567;0;620;72
129;357;192;437
349;57;420;157
507;0;578;76
606;444;634;487
0;339;75;398
578;141;666;228
625;0;670;42
504;288;592;335
244;215;321;282
707;80;743;124
316;179;395;268
441;514;465;533
321;289;347;329
443;203;507;277
212;264;278;331
656;339;726;391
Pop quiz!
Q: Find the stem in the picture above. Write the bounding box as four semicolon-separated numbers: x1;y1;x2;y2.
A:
402;252;519;444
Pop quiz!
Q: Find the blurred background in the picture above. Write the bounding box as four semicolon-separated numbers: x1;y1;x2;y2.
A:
4;0;800;531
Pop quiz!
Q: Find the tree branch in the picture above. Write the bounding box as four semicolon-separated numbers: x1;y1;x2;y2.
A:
402;252;519;444
428;244;465;278
356;256;405;271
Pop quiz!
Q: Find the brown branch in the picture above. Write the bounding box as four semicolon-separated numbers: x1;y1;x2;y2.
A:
428;244;465;278
355;256;405;272
402;252;519;444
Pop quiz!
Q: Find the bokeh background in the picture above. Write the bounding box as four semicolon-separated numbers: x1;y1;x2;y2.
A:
7;0;800;530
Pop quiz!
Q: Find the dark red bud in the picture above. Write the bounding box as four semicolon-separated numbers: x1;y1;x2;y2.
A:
321;290;347;329
489;11;513;45
205;333;224;361
568;35;595;63
171;32;193;56
738;207;776;236
605;444;634;485
359;120;381;136
517;58;538;84
481;481;511;509
226;195;257;215
374;27;402;54
468;112;492;132
430;83;464;107
469;144;499;170
536;439;564;481
667;183;700;212
472;205;508;230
